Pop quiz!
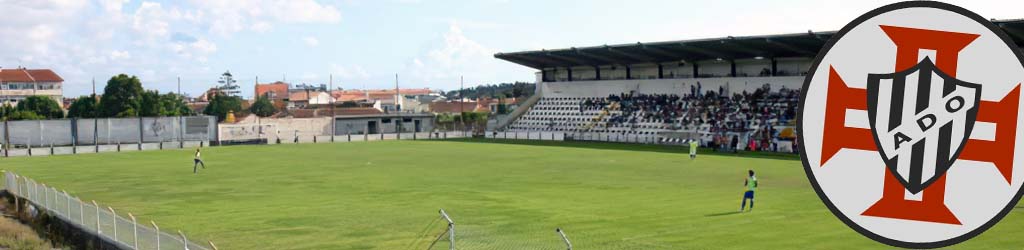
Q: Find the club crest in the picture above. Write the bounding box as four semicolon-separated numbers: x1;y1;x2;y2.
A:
866;58;981;194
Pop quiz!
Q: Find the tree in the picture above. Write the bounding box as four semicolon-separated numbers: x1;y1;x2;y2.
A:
442;82;535;100
160;93;192;116
203;92;242;121
216;71;241;96
17;95;64;119
139;90;164;117
99;74;144;117
67;95;99;118
250;95;277;117
7;110;44;120
0;104;15;121
460;111;490;133
496;97;508;114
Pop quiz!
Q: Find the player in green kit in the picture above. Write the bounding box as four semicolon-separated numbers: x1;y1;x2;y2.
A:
688;138;698;160
741;170;757;212
193;148;206;174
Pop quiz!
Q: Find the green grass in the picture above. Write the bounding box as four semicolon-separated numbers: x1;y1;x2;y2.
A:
2;139;1023;249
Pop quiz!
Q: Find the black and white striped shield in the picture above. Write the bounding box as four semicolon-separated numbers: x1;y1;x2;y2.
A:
866;57;982;194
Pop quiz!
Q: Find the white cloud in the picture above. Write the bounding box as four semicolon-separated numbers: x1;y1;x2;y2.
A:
110;50;131;60
268;0;342;23
172;37;218;62
303;36;320;47
330;63;370;80
99;0;130;13
191;39;218;54
132;2;172;40
250;21;272;32
407;22;498;88
0;0;349;96
190;0;342;36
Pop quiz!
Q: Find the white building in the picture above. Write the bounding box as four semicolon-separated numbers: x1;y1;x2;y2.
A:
0;68;64;106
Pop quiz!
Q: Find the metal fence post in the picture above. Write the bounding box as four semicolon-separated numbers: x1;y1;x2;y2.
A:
440;209;454;250
64;190;70;219
179;117;185;149
130;213;138;249
24;179;30;201
556;228;573;250
3;120;8;158
93;201;101;234
109;207;117;243
41;184;48;211
50;187;58;214
11;175;18;213
78;197;84;227
138;117;144;150
151;221;160;250
179;230;189;250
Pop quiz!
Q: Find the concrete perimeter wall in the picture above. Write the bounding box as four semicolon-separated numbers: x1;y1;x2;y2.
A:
1;116;215;147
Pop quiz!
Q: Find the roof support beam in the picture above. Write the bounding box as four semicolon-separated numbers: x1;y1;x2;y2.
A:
545;52;595;66
606;46;659;63
765;38;818;57
673;43;732;60
573;48;625;66
505;54;564;69
637;43;693;62
496;57;541;69
808;30;828;41
720;39;767;57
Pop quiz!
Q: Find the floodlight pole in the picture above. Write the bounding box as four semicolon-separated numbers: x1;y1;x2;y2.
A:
396;74;401;138
460;76;464;135
330;74;335;142
557;228;573;250
256;76;262;144
440;209;454;250
178;76;184;148
93;78;98;153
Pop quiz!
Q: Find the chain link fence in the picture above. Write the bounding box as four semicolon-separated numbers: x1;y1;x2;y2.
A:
4;171;213;250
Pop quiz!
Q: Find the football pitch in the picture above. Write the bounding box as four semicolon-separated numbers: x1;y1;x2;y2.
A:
3;139;1023;249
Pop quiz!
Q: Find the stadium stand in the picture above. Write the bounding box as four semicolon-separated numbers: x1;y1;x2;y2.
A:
495;19;1024;153
501;76;804;152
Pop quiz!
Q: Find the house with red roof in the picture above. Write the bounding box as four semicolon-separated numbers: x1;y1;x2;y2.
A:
0;67;65;106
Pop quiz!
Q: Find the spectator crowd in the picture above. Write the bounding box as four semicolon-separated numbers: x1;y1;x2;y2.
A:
577;83;801;152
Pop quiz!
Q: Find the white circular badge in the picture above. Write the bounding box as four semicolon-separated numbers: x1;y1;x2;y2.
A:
799;1;1024;248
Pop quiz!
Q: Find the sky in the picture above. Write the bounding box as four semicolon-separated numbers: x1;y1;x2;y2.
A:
2;0;1023;98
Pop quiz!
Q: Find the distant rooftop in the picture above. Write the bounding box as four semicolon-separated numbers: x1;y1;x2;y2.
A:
0;68;64;83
